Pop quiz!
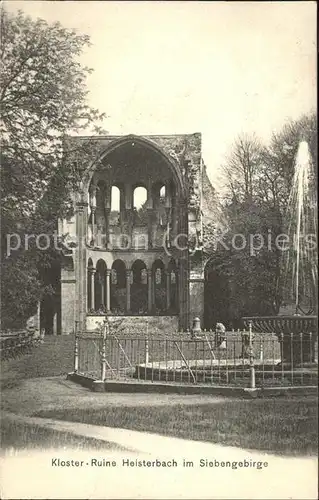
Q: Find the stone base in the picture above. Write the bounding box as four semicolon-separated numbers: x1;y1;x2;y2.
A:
67;372;318;397
86;315;179;335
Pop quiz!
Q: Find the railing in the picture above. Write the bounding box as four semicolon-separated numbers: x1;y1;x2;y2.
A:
73;322;318;388
0;329;43;361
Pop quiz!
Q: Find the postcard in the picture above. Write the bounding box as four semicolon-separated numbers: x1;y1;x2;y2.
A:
1;1;317;499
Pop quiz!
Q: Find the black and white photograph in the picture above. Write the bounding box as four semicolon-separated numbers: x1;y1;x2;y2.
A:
0;1;317;499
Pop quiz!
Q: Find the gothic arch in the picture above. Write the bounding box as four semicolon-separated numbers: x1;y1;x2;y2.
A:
81;135;187;199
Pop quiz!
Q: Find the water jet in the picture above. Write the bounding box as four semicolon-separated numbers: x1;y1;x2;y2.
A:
243;140;318;366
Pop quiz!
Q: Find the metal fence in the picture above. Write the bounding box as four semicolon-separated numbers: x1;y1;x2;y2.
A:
74;321;318;388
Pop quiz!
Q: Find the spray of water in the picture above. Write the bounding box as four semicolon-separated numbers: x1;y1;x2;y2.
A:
282;141;318;314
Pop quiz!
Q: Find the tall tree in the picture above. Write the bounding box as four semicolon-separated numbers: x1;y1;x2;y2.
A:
0;8;105;329
0;8;105;222
211;113;317;325
222;134;263;203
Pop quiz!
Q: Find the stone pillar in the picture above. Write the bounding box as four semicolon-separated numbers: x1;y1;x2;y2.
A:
189;270;205;327
100;270;105;308
126;270;131;313
174;271;179;313
166;270;171;311
147;209;154;248
125;184;132;209
90;268;96;311
177;198;189;330
61;275;76;335
75;195;88;331
147;269;153;313
147;179;153;209
152;270;156;310
90;186;97;247
90;208;96;246
172;204;177;236
105;208;111;248
165;207;171;247
106;269;111;312
105;184;111;210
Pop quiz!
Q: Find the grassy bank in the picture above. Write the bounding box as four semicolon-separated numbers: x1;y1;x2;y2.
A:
0;336;74;388
0;417;119;451
35;397;318;456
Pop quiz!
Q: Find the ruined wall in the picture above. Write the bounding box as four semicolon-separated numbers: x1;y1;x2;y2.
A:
60;133;221;332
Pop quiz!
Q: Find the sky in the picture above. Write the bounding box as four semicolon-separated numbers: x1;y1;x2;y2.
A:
5;1;317;191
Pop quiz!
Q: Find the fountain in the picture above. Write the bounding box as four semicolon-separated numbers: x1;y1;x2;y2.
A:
243;140;318;366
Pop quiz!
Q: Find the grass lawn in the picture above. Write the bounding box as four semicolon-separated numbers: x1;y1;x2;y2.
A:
0;417;119;451
0;336;74;388
35;397;318;456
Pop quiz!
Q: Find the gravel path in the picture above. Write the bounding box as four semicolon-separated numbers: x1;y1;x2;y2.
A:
1;409;317;500
1;376;228;415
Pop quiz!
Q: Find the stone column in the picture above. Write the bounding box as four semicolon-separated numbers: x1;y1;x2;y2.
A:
90;207;96;247
119;185;125;226
175;271;179;313
105;184;111;210
147;209;154;248
189;269;205;327
90;186;97;247
126;270;131;313
106;269;111;312
171;204;177;236
152;270;156;311
90;268;96;311
100;270;105;309
75;195;88;331
125;184;132;210
105;208;111;248
147;179;154;248
166;270;171;311
147;269;153;313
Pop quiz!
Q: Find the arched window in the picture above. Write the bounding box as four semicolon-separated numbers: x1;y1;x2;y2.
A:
110;185;121;226
167;259;178;313
111;186;120;212
152;260;165;312
141;268;147;285
87;258;94;312
157;183;168;226
155;268;162;285
133;186;147;210
95;259;107;312
133;186;148;226
131;260;147;313
111;260;126;314
111;269;117;285
159;185;166;199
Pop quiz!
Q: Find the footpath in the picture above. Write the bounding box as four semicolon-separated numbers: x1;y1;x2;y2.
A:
0;376;318;499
